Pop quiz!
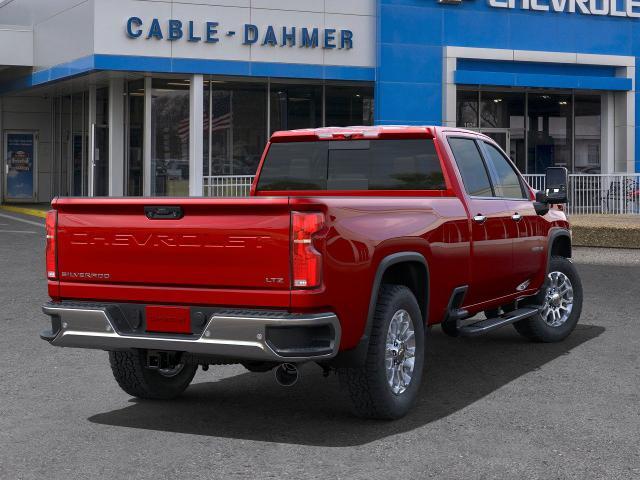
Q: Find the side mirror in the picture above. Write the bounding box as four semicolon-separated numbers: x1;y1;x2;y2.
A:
534;191;550;216
545;167;569;204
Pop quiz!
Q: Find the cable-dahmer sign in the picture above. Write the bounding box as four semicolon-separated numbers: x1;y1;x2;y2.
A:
125;17;354;49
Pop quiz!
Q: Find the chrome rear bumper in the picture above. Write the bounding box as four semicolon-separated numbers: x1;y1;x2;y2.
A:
41;302;341;362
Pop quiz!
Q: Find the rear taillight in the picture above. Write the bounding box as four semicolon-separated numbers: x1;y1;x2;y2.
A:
291;211;324;289
45;210;57;280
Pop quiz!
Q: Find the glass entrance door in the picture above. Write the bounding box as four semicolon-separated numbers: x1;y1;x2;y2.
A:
527;93;573;173
4;131;37;201
91;87;109;196
70;92;89;196
92;124;109;196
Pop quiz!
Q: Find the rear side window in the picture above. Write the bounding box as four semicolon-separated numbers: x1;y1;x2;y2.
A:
448;137;494;197
482;142;527;199
257;139;446;191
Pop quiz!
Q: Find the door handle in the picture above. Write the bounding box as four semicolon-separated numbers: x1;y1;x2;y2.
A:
145;206;184;220
512;213;523;222
473;214;487;224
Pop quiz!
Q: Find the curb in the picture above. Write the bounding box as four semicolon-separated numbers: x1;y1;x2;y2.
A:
0;205;48;219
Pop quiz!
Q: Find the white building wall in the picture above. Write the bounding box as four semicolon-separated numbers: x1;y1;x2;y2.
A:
0;26;33;66
0;0;92;26
93;0;376;68
33;0;95;70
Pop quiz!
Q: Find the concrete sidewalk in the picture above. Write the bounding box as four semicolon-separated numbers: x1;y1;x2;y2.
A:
572;246;640;266
571;215;640;249
0;203;48;219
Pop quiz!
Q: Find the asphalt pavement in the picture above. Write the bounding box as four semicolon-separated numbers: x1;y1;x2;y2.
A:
0;210;638;480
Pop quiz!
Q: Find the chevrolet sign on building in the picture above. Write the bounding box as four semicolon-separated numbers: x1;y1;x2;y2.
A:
0;0;637;204
489;0;640;16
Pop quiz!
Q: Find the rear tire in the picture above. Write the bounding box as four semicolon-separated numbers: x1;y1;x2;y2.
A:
109;350;197;400
339;284;425;420
514;256;583;343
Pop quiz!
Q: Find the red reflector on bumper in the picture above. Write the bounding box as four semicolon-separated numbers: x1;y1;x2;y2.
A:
146;306;192;334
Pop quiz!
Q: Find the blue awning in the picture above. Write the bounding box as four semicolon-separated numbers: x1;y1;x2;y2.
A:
454;59;632;91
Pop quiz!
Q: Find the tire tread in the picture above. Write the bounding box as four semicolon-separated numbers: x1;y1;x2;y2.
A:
108;350;196;400
339;284;424;419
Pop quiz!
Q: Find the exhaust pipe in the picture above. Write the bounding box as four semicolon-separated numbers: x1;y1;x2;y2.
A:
274;363;299;387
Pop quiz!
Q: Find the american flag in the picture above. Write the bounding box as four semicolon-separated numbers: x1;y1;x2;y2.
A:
177;94;233;141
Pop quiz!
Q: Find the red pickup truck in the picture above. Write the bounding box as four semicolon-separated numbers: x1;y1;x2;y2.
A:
41;126;583;419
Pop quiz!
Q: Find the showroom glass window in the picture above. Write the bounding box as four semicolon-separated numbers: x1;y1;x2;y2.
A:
270;83;323;134
480;91;526;173
325;85;374;127
456;88;601;174
574;95;601;173
151;79;190;196
456;90;479;129
527;93;573;173
203;81;268;177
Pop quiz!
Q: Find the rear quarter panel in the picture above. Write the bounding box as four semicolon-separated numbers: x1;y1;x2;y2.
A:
290;196;470;350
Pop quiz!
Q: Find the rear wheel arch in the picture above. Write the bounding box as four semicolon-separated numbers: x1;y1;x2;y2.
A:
327;252;430;368
369;253;430;329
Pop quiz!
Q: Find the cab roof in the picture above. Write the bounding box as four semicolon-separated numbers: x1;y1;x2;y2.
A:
269;125;440;142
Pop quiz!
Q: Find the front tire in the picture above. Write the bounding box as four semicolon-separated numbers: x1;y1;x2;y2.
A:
109;350;198;400
339;284;425;419
514;256;583;343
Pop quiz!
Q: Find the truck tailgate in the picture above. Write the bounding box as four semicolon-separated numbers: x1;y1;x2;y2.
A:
53;198;291;294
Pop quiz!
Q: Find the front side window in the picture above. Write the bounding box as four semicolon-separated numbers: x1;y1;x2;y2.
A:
257;139;445;192
448;137;494;197
482;142;527;199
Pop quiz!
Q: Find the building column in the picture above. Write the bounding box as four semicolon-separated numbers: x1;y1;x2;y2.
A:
189;74;204;197
615;66;635;173
108;78;125;196
602;93;615;174
88;85;97;197
442;47;457;127
143;77;152;196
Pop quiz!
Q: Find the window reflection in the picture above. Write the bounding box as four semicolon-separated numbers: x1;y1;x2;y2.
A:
456;88;602;174
528;93;572;173
127;77;376;193
574;95;601;173
151;79;190;196
325;85;374;126
270;83;322;134
456;90;479;129
205;82;267;176
480;91;526;172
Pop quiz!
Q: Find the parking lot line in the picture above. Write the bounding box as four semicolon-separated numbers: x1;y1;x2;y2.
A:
0;230;38;234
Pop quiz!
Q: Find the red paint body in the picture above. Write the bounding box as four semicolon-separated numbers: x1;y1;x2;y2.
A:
47;127;569;352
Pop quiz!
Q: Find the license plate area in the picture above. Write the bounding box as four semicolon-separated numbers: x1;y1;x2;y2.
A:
146;306;192;334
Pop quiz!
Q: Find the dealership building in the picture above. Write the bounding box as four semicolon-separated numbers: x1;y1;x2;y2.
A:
0;0;639;202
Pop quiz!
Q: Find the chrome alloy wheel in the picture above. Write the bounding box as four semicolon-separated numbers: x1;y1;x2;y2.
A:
541;271;574;328
385;309;416;395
